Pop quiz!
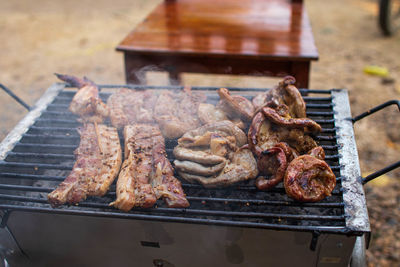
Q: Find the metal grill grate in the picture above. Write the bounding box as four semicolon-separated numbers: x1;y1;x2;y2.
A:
0;84;357;234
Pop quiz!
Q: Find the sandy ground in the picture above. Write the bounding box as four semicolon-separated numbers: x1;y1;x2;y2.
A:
0;0;399;265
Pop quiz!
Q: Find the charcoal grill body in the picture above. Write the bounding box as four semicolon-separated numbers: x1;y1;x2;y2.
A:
0;83;370;267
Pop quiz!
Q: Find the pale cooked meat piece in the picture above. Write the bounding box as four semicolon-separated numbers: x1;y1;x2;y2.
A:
197;103;246;130
111;124;189;211
177;148;258;188
48;123;122;207
252;76;306;118
151;141;189;208
173;146;226;165
55;74;109;123
154;87;206;139
110;125;157;211
107;88;157;129
178;120;247;148
198;103;228;124
87;124;122;196
217;88;255;122
174;121;258;187
174;160;226;176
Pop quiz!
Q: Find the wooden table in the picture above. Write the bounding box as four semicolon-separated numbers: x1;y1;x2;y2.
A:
116;0;318;88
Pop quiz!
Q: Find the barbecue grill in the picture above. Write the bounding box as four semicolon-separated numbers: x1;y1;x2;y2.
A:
0;82;399;267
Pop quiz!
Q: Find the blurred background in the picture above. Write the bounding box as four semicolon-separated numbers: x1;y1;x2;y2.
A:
0;0;399;266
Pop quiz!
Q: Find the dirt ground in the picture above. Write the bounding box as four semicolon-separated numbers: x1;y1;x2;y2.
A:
0;0;399;265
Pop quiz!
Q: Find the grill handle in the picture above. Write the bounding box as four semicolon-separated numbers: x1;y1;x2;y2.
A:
351;100;400;185
0;84;31;111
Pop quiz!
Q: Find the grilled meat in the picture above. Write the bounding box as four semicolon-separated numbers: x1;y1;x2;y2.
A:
248;102;323;191
154;87;206;139
111;124;188;211
55;74;109;123
48;123;122;207
110;125;158;211
197;103;229;124
173;121;258;187
255;145;288;190
151;141;190;208
107;88;157;129
284;153;336;202
248;107;320;156
177;148;258;188
252;76;306;118
197;103;246;130
178;120;247;148
217;87;255;124
173;147;226;165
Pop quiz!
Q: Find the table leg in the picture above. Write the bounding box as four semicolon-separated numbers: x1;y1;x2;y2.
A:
290;61;310;88
124;54;149;84
169;71;181;85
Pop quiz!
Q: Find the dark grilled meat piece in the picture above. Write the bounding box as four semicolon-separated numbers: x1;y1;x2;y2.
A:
284;154;336;202
107;88;157;129
55;73;109;123
248;109;320;157
252;76;306;118
48;123;122;207
254;145;287;190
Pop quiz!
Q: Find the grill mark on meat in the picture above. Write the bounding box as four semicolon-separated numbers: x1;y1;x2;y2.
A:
48;124;121;207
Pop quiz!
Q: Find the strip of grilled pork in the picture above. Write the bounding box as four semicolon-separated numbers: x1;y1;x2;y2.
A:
48;123;122;207
110;124;189;211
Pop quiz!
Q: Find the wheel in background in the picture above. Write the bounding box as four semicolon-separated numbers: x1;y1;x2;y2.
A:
379;0;400;36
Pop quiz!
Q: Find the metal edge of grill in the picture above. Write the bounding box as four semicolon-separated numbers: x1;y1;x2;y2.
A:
0;83;369;236
0;83;65;161
331;89;370;234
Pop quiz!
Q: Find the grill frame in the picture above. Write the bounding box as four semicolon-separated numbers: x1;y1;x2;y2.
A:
0;83;369;237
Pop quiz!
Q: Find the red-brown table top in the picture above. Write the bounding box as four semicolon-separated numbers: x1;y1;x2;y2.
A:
117;0;318;61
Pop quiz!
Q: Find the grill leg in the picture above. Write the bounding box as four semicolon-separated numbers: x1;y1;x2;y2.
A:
350;236;366;267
